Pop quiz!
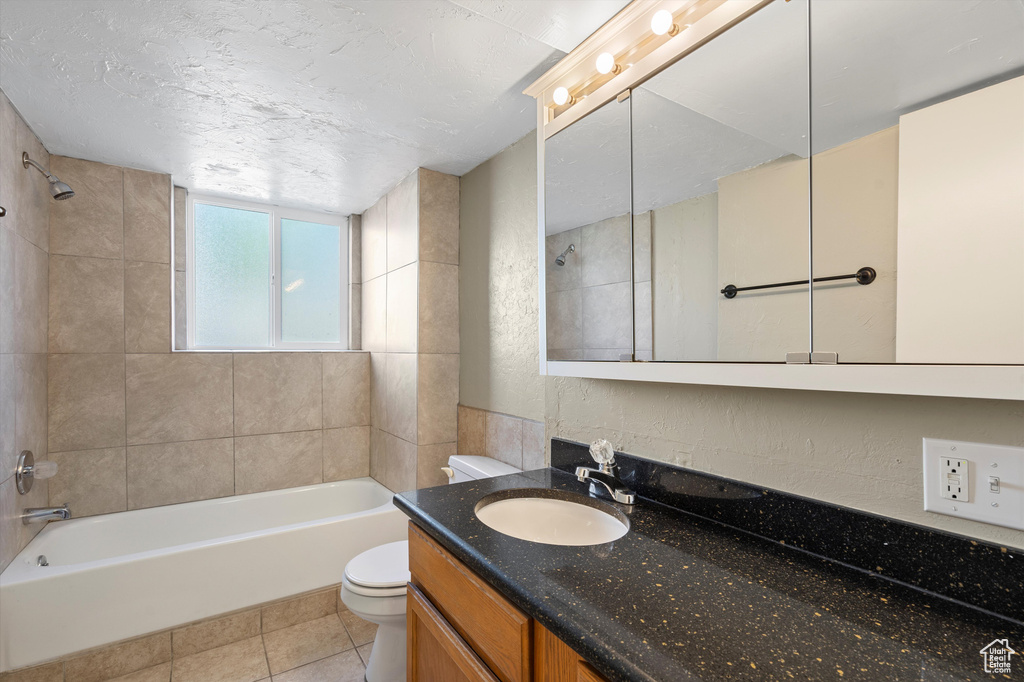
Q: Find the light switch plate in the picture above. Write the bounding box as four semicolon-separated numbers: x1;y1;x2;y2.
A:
923;438;1024;530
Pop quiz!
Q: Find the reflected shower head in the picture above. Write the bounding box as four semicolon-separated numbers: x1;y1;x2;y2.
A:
555;243;575;266
23;152;75;200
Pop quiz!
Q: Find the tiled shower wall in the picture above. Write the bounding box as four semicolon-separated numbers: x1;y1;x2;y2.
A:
0;90;52;572
362;168;460;492
44;155;371;519
545;212;652;361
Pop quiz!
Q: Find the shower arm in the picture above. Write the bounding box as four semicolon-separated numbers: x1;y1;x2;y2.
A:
23;153;53;180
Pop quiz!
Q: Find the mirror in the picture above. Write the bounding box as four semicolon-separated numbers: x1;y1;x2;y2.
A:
545;96;637;361
809;0;1024;364
631;0;810;362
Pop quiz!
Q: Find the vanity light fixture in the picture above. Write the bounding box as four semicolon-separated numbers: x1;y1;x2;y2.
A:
651;9;680;37
553;86;575;106
595;52;621;75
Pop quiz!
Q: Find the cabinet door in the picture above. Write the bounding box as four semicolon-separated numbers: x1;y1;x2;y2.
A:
408;583;501;682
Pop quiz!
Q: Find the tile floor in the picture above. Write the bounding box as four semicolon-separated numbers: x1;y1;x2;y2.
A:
4;610;375;682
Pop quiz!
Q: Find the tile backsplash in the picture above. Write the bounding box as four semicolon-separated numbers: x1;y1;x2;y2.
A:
457;404;545;472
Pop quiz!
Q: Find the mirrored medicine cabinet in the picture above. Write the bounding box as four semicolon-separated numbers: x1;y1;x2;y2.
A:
526;0;1024;400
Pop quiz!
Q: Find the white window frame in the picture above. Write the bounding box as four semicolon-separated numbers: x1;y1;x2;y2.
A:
186;194;349;351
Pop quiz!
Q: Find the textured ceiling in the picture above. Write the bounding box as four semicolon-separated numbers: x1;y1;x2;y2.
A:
0;0;628;215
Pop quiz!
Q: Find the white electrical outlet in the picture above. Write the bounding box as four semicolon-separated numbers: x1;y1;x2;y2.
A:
939;457;969;501
923;438;1024;531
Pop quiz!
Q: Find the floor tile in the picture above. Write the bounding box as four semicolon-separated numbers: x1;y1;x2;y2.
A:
270;650;364;682
262;615;354;675
339;609;378;647
171;636;269;682
356;643;373;668
105;663;170;682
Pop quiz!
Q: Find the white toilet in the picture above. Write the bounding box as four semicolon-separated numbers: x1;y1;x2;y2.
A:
340;455;521;682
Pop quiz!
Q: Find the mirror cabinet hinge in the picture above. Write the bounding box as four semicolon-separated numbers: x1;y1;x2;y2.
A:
787;352;839;365
616;89;631;103
619;353;634;362
786;352;810;364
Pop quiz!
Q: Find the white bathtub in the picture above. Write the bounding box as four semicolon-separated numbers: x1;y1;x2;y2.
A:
0;478;406;672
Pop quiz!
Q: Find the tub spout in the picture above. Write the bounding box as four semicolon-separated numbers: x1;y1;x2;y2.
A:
22;504;71;525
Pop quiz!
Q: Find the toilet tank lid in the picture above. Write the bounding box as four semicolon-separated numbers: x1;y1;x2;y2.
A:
344;540;410;589
448;455;521;479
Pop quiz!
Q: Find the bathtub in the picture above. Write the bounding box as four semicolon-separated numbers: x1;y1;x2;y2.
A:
0;478;406;672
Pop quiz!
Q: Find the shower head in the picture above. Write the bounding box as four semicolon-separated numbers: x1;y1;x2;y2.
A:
23;152;75;200
555;243;575;267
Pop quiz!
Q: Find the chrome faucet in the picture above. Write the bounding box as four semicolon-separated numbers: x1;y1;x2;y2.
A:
576;440;636;505
22;504;71;525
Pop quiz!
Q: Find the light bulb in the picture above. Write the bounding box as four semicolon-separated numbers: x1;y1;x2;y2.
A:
651;9;678;36
596;52;619;75
553;86;572;106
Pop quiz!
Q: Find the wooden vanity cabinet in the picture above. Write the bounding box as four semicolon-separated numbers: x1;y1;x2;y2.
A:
408;523;609;682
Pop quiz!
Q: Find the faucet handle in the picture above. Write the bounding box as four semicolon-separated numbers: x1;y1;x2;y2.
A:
589;439;616;466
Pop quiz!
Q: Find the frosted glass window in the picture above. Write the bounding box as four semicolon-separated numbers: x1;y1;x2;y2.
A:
281;219;342;344
193;203;271;347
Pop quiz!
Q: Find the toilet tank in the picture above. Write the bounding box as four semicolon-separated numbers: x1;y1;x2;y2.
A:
446;455;520;484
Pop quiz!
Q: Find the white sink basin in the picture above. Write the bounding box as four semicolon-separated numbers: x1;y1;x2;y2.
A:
475;491;629;546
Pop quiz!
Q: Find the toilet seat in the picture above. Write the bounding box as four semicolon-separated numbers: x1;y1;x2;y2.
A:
343;540;409;597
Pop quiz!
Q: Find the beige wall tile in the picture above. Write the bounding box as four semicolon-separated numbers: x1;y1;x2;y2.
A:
127;438;233;510
15;353;47;466
384;352;416;442
522;419;546;470
64;631;170;682
417;353;458;445
385;433;416;492
263;615;353;676
172;608;260;658
360;276;385;352
485;411;523;469
124;261;171;353
324;426;370;482
581;214;631;288
323;352;370;428
545;228;581;293
369;352;386;430
361;195;386;283
0;229;14;353
418;168;459;265
233;353;322;436
262;589;336;633
11;234;47;353
348;214;361;285
0;355;15;477
385;263;417;353
234;430;322;495
0;660;63;682
49;447;127;517
123;168;171;264
171;636;267;682
50;156;123;260
14;115;49;253
49;353;125;452
271;649;364;682
173;271;185;351
417;442;455;489
368;427;386;485
125;353;232;445
545;288;582;351
582;281;631;350
0;475;20;574
49;254;124;353
173;187;187;272
457;404;486;456
0;94;19;227
348;282;361;350
418;261;458;354
386;171;418;272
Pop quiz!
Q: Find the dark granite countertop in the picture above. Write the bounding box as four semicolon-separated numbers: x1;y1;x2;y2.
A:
395;467;1024;682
